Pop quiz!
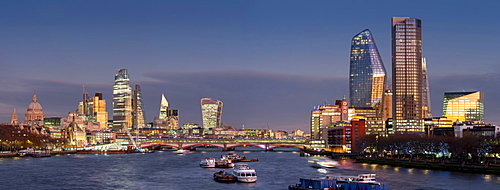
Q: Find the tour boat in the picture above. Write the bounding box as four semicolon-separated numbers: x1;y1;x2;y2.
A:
232;164;257;183
326;173;381;185
221;153;258;162
215;159;235;168
213;170;237;183
175;149;190;155
200;157;216;168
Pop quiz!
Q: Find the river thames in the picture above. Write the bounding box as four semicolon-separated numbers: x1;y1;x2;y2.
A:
0;150;499;190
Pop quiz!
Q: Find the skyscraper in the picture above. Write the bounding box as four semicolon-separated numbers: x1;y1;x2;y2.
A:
93;92;108;130
112;69;132;131
422;58;432;118
159;93;169;121
349;29;387;114
391;17;424;133
443;91;484;123
133;84;146;130
201;98;223;130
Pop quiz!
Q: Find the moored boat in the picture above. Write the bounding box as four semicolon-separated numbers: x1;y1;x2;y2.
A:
213;170;237;183
233;164;257;183
200;157;216;168
215;159;235;168
221;153;258;162
288;173;388;190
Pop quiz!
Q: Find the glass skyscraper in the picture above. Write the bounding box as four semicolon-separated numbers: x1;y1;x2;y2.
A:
112;69;132;131
349;29;386;112
443;91;484;123
392;17;424;133
159;93;169;121
133;84;146;130
201;98;223;130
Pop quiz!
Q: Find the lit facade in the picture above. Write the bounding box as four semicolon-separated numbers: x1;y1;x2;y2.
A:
391;17;424;133
349;29;386;114
25;91;45;125
310;99;349;140
112;69;132;131
93;92;108;130
159;93;169;121
133;84;146;130
201;98;223;130
442;91;484;123
422;58;432;118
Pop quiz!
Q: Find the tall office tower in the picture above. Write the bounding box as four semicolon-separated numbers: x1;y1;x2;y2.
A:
201;98;223;130
78;92;93;121
392;17;424;133
112;69;133;132
133;84;146;130
159;93;169;121
93;92;108;130
168;109;179;130
422;58;432;118
442;91;484;124
349;29;387;116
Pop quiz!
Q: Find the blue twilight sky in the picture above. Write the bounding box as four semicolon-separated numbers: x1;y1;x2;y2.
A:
0;1;499;132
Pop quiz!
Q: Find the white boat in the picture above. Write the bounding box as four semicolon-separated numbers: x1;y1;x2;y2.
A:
200;157;216;168
326;173;380;185
308;157;338;168
233;164;257;183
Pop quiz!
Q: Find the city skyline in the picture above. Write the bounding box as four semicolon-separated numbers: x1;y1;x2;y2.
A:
0;1;499;132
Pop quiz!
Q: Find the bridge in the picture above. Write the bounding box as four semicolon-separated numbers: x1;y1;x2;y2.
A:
138;138;306;151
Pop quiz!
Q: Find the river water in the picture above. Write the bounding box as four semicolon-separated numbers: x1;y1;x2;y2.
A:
0;150;499;190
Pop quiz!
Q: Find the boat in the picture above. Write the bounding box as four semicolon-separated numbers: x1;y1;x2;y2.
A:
326;173;380;185
221;153;258;162
32;152;52;158
200;157;216;168
215;159;235;168
308;157;338;168
175;149;190;155
213;170;237;183
233;164;257;183
288;173;388;190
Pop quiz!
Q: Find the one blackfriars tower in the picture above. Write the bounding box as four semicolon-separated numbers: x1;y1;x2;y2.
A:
349;29;387;115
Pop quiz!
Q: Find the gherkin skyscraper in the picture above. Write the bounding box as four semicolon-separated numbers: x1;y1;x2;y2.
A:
349;29;387;113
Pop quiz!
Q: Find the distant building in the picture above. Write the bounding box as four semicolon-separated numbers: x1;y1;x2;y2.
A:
392;17;424;133
310;98;349;140
442;91;484;124
93;92;108;130
132;84;146;130
112;69;133;131
424;117;454;136
422;58;432;118
25;91;45;125
201;98;223;130
349;29;386;117
453;122;499;138
157;94;179;129
11;108;18;124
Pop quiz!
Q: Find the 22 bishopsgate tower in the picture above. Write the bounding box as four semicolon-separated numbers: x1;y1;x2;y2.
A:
349;29;387;114
391;17;424;133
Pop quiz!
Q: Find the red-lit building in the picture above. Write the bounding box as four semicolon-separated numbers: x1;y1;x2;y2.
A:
327;119;366;153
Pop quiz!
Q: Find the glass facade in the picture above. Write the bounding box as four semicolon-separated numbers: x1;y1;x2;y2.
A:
133;84;146;130
391;17;424;133
112;69;132;131
442;91;484;123
159;93;169;121
201;98;223;130
422;58;432;118
349;29;387;110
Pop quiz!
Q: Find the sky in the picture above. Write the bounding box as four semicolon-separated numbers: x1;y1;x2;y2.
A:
0;1;499;132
